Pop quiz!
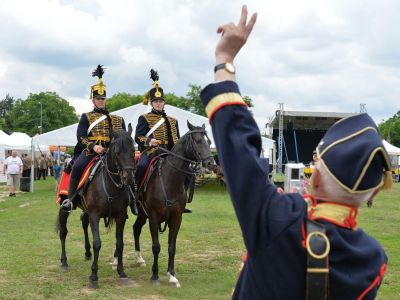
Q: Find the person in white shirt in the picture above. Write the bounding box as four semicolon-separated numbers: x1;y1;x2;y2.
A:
3;150;23;197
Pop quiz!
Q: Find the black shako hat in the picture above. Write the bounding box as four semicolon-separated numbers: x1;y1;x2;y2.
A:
143;69;165;105
91;64;106;99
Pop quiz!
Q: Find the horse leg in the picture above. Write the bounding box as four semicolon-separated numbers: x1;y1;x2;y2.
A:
133;211;147;266
58;209;70;272
81;212;92;260
88;214;101;288
115;215;128;280
167;214;182;288
149;217;161;285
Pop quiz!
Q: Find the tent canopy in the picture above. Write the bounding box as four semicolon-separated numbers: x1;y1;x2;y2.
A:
32;103;275;152
383;140;400;156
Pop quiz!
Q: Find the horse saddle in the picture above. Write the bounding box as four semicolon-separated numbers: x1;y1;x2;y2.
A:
56;156;102;204
139;156;162;193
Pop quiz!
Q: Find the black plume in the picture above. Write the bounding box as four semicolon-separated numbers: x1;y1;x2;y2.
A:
150;69;159;82
92;65;105;79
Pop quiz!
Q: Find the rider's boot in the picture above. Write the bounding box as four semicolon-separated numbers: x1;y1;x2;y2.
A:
129;184;138;215
60;177;80;212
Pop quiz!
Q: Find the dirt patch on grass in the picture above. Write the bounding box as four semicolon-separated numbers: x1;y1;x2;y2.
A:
0;269;7;284
19;202;30;208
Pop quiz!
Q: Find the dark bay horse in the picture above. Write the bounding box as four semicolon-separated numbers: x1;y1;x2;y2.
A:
57;125;135;288
133;121;214;287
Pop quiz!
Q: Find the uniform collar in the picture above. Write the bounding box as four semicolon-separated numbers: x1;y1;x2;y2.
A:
151;109;165;116
93;107;109;115
305;195;358;230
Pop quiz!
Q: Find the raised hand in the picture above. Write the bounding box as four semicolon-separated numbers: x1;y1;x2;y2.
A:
215;5;257;64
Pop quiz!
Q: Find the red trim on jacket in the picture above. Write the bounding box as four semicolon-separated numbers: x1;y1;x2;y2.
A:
208;102;247;122
357;263;387;300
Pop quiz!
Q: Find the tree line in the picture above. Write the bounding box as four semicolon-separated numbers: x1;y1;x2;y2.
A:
2;87;397;149
0;84;254;137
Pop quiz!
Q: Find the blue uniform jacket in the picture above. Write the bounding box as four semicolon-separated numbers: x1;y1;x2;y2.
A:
135;112;180;152
200;81;387;300
76;111;126;153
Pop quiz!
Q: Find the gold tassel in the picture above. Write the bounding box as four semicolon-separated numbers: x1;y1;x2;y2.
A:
381;170;393;190
143;91;150;105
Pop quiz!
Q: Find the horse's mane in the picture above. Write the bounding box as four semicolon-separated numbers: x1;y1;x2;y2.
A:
175;126;202;146
111;129;132;151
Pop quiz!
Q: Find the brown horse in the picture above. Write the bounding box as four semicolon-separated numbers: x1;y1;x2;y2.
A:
132;121;214;287
57;125;135;288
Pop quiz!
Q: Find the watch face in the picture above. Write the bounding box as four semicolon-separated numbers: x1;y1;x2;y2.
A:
225;63;235;73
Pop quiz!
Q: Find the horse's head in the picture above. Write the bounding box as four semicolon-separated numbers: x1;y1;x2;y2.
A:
184;121;215;171
109;123;135;186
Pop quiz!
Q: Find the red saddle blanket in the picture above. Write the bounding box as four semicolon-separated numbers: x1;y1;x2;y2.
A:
139;156;160;189
56;156;98;204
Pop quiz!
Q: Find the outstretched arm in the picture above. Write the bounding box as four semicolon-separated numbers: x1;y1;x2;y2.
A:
201;6;305;252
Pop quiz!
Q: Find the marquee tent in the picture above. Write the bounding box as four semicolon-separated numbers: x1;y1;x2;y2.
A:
0;131;50;183
383;140;400;156
32;103;275;152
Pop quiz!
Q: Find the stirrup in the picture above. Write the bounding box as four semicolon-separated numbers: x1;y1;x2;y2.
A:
60;199;73;213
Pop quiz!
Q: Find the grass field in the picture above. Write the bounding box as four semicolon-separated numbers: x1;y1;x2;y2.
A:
0;180;399;299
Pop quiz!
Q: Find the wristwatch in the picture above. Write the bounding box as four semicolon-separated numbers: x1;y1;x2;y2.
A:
214;62;236;74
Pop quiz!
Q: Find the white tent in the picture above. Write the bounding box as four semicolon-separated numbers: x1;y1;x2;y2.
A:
30;104;275;190
383;140;400;155
0;130;12;183
8;132;32;149
32;103;275;153
0;131;50;183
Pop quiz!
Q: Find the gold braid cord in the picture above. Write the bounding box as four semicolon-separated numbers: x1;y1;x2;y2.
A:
81;137;94;156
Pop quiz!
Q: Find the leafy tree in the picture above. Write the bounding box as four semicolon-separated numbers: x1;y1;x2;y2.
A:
106;93;143;112
0;94;15;133
9;92;78;136
379;111;400;147
104;84;252;117
0;117;5;131
243;96;254;107
185;84;205;116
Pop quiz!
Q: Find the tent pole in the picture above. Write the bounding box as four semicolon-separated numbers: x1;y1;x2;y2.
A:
30;139;34;192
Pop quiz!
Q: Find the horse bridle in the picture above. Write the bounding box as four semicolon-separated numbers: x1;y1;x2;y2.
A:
103;141;134;189
185;129;213;164
159;128;213;175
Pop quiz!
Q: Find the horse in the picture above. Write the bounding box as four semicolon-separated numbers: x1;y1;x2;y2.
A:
132;121;214;287
57;125;135;288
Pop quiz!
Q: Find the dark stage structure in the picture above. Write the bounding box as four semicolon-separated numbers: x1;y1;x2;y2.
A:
270;110;357;172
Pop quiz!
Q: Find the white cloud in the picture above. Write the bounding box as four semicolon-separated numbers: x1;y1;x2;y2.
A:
0;0;399;126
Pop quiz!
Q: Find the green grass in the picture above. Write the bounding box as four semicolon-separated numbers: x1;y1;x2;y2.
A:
0;180;399;299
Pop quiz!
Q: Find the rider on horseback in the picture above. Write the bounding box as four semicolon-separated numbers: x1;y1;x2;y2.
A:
135;69;193;213
61;65;126;212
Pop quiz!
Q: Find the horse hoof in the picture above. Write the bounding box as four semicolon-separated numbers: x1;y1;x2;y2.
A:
119;277;131;286
88;280;99;289
167;272;180;288
169;281;181;288
60;265;68;272
84;255;92;261
151;279;161;286
136;261;146;267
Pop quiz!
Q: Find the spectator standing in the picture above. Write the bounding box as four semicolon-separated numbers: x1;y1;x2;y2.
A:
53;161;61;192
22;154;32;177
38;154;48;180
3;150;23;197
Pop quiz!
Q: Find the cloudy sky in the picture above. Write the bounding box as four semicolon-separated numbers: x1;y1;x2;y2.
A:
0;0;399;130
